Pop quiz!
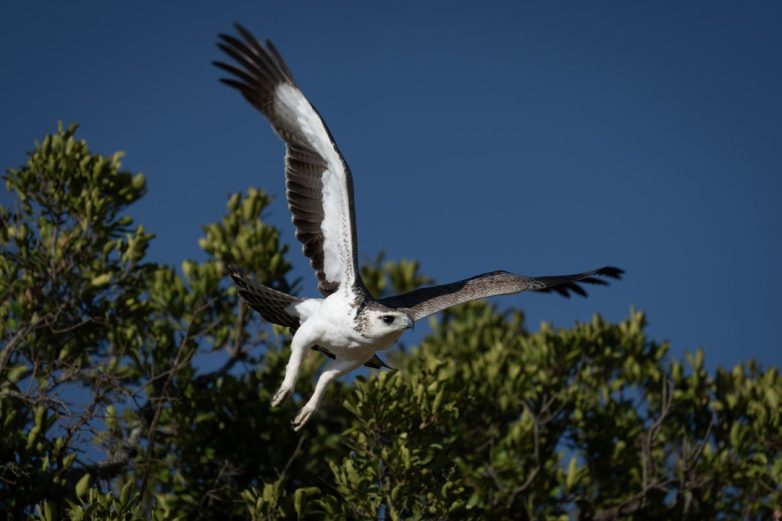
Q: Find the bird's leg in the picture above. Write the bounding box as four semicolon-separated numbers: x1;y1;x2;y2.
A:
292;358;361;431
271;336;309;407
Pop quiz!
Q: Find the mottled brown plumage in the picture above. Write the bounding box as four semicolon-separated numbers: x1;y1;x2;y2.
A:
379;267;624;321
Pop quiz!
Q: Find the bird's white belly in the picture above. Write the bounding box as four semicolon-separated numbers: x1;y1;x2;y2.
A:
317;321;365;350
310;317;375;362
295;292;403;363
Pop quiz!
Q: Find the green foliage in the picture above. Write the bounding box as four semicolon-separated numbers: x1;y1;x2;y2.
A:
2;126;780;519
33;480;183;521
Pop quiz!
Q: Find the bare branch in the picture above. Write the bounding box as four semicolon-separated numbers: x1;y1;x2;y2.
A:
139;298;213;492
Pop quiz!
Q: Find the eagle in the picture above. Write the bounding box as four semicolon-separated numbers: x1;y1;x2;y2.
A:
214;24;623;430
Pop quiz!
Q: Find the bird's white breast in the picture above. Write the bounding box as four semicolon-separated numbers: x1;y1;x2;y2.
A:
314;291;362;347
291;290;383;362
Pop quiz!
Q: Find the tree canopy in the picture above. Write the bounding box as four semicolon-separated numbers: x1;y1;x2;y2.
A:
1;125;780;519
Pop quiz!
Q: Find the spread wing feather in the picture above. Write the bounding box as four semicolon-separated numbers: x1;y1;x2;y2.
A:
379;266;624;321
216;25;362;297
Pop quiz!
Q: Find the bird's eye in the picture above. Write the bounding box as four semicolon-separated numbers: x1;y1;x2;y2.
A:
381;315;395;324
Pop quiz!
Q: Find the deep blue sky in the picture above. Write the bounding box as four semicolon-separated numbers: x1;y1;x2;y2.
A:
2;2;780;371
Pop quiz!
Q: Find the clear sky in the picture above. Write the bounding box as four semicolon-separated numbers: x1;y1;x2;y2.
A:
2;2;780;371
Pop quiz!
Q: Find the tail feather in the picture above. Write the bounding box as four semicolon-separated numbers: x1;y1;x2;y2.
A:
229;265;301;328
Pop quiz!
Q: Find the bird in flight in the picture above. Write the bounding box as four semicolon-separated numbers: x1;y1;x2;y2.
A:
214;24;623;430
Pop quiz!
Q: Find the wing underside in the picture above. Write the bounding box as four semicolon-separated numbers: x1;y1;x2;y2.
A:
215;25;362;296
379;266;624;321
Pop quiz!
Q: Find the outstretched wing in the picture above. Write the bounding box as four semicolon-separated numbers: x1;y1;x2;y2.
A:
229;268;390;369
379;266;624;321
216;25;362;297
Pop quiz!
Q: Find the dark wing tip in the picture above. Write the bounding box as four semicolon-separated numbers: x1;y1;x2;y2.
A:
213;60;254;87
596;266;625;280
216;32;234;46
533;265;624;299
214;24;296;106
217;77;250;93
233;22;259;46
264;38;297;83
213;60;242;79
570;283;588;298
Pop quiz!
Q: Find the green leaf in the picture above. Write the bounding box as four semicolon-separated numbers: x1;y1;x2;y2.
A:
44;500;55;521
62;452;77;469
132;173;145;189
90;273;112;287
6;364;28;383
120;480;133;507
293;487;320;518
75;473;91;499
565;456;578;490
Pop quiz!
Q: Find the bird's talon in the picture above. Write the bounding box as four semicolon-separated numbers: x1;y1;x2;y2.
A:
271;385;292;407
291;406;314;431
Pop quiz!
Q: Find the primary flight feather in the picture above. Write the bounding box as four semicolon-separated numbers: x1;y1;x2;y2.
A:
215;24;623;430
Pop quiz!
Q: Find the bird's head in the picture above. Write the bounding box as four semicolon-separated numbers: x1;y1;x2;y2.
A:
358;307;414;341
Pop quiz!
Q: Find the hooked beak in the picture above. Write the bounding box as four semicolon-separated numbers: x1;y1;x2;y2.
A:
404;313;415;330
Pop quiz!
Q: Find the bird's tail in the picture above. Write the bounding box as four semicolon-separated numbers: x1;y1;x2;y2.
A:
228;265;302;328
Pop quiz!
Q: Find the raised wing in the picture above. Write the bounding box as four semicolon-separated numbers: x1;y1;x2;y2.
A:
216;25;362;296
229;268;390;369
379;266;624;321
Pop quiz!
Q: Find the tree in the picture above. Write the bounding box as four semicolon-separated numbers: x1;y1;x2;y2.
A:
1;125;780;520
